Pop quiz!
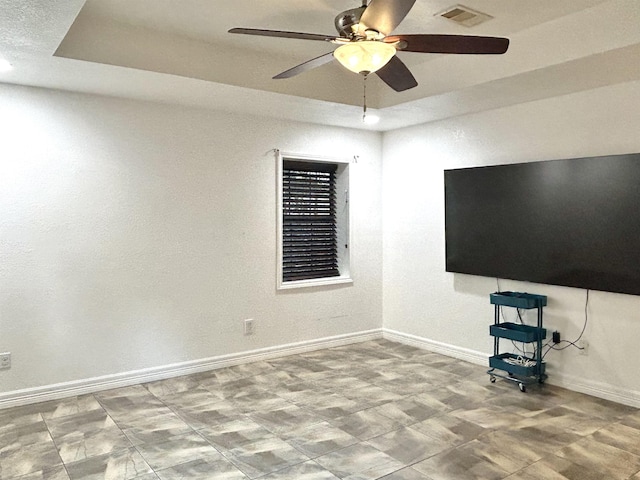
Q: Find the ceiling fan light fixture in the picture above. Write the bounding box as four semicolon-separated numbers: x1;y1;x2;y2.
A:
334;41;396;75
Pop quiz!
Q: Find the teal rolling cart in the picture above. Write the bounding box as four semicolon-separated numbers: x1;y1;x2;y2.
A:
487;291;548;392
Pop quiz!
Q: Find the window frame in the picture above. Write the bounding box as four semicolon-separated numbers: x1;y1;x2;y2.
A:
276;151;352;290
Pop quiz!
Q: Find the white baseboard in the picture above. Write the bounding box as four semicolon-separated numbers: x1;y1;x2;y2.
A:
547;372;640;408
0;329;383;410
5;327;639;410
383;328;488;366
383;328;640;409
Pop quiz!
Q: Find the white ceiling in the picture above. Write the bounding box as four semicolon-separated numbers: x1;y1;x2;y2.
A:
1;0;639;131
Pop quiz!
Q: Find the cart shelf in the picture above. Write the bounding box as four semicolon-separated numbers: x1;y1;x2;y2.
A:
490;291;547;309
490;322;546;343
489;353;546;378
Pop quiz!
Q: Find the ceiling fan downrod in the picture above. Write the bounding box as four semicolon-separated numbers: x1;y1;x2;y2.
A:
334;5;366;38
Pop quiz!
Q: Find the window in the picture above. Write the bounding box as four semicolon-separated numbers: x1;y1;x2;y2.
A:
277;152;351;289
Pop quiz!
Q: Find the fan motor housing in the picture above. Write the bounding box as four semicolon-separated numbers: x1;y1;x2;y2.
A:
334;6;366;37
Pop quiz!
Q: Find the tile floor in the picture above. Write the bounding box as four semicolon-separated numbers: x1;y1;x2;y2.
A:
1;339;640;479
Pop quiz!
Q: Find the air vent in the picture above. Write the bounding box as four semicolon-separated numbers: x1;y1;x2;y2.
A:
437;5;493;27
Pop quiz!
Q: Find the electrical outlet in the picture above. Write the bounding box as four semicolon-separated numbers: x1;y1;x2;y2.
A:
579;340;589;356
552;331;561;344
244;319;254;336
0;352;11;370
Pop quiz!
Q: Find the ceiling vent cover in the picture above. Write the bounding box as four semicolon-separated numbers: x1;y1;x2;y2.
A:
437;5;493;27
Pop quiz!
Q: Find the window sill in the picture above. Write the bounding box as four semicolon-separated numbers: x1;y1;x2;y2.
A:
278;275;353;291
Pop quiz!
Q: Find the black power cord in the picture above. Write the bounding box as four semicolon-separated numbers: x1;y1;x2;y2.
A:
495;279;587;360
542;289;589;359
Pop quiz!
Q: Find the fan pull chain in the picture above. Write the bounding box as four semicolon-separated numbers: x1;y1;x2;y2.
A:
362;74;368;122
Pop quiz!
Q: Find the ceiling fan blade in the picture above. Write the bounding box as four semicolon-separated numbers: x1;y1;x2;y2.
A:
228;28;335;42
375;55;417;92
385;34;509;54
273;52;335;79
359;0;416;36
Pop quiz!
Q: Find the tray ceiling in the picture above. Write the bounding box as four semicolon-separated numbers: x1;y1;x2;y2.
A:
1;0;639;130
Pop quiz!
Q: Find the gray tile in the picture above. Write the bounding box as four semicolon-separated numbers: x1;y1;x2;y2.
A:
412;447;511;480
282;421;359;458
95;385;157;402
273;382;332;404
143;375;202;398
215;378;265;400
135;431;219;470
155;454;247;480
418;368;467;388
451;404;528;430
372;373;438;396
9;465;71;480
317;376;373;396
295;393;361;419
230;391;291;414
411;413;487;447
0;420;53;447
561;394;638;421
250;370;301;387
226;361;276;378
503;459;580;480
0;403;44;428
38;395;104;421
207;367;245;384
257;461;340;479
372;342;423;359
591;421;640;455
314;443;404;480
440;360;485;378
0;441;64;479
173;399;242;430
366;426;450;464
373;394;448;425
556;435;640;479
497;425;581;457
505;455;617;480
117;410;193;445
198;417;273;451
342;385;403;409
248;404;324;435
488;390;558;417
455;432;544;474
225;436;311;478
330;408;404;441
158;386;224;409
514;405;610;437
295;369;344;383
64;447;153;480
378;466;431;480
424;384;488;412
0;421;63;479
95;392;166;421
46;409;131;463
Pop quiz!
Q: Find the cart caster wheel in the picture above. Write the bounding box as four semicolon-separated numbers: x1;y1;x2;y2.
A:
519;383;526;393
490;376;496;383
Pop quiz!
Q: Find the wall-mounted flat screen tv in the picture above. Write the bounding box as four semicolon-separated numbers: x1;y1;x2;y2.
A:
444;153;640;296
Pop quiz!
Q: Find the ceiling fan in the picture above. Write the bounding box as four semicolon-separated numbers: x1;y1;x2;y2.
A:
229;0;509;92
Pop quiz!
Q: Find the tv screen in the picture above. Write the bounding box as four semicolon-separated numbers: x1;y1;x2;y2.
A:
444;153;640;296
